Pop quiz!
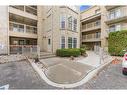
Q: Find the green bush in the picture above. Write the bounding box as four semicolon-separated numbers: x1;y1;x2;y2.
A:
108;30;127;56
79;48;86;55
56;48;81;57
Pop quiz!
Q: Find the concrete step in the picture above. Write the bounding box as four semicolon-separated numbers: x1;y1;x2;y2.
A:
39;53;56;59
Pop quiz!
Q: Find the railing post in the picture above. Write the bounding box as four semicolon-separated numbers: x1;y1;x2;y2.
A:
24;6;25;12
37;45;40;58
30;46;32;55
22;45;24;54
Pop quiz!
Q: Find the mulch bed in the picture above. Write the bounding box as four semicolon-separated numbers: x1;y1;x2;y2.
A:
111;58;122;64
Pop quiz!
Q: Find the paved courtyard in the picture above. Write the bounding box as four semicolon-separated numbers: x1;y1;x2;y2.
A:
0;61;57;89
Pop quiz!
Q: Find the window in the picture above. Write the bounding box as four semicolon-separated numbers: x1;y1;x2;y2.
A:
95;9;100;14
109;24;121;32
68;16;72;30
48;39;51;45
73;38;77;48
60;14;66;29
115;9;121;18
115;24;121;31
109;25;115;32
13;23;24;32
109;10;115;19
68;37;72;48
95;32;101;38
95;20;100;26
73;18;77;32
26;40;30;45
61;36;65;48
46;14;52;32
109;8;121;20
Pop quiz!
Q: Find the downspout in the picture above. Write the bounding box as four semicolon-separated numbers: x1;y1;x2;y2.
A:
51;6;53;53
7;6;10;55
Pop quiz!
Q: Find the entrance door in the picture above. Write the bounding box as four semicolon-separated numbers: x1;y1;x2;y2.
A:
47;38;52;52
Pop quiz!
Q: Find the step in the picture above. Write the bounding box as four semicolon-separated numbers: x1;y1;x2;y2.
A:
39;54;56;59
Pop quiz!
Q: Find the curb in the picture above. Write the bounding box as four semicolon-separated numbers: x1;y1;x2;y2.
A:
28;58;113;88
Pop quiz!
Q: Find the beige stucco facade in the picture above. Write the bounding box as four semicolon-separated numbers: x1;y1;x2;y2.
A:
81;5;127;51
0;6;80;54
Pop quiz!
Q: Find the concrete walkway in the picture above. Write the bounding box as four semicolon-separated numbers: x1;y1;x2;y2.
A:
39;58;94;84
77;51;100;68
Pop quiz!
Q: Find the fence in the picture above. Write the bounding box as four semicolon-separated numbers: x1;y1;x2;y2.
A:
94;46;112;64
10;45;40;58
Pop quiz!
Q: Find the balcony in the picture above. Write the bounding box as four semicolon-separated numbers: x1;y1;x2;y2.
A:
10;6;37;15
105;7;127;24
81;13;101;23
105;25;127;37
105;6;120;10
9;21;37;38
9;6;37;20
82;21;101;32
25;6;37;15
82;34;101;42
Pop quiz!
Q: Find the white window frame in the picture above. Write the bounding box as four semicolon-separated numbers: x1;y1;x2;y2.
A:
73;18;77;32
60;36;66;49
68;37;73;48
68;15;72;30
73;38;77;48
60;14;66;29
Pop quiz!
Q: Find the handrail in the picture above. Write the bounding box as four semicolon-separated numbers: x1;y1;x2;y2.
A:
9;21;37;28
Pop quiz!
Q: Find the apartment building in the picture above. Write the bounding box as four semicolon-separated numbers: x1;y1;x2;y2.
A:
0;6;80;54
81;6;101;50
81;6;127;51
39;6;80;53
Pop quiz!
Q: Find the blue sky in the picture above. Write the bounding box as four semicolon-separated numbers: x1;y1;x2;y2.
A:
80;5;91;12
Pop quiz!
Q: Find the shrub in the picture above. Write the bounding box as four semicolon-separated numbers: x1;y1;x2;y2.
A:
56;48;81;57
108;30;127;56
79;48;86;55
80;44;86;48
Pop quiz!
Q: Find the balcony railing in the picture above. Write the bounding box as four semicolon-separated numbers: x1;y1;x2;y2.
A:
105;25;127;38
106;25;127;33
10;6;37;16
82;21;101;31
82;33;101;41
9;21;37;34
107;7;127;21
9;45;40;58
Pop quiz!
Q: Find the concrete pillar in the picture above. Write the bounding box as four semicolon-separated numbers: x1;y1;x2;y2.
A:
0;6;9;55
